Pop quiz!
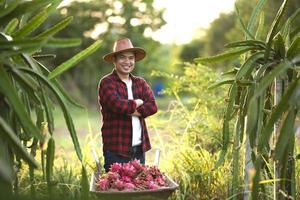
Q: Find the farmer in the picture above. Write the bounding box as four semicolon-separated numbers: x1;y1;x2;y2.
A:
98;38;158;172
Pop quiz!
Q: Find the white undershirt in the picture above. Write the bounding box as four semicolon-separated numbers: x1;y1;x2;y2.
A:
124;79;142;146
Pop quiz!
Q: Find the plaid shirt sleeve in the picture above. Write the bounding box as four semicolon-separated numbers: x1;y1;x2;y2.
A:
136;79;158;118
99;78;137;115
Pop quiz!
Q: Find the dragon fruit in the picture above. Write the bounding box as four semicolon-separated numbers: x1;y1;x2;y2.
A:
96;159;167;191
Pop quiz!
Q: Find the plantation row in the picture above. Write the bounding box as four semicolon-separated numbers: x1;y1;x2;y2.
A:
0;0;299;200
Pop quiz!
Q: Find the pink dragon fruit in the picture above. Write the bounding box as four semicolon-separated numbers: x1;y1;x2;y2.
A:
96;159;168;191
97;178;109;190
110;162;122;173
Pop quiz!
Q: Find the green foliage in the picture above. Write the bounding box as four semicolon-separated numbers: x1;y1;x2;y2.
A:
38;0;168;103
0;117;38;168
168;147;232;200
151;63;229;199
195;0;300;199
48;40;102;79
17;157;84;200
0;0;101;199
179;0;300;71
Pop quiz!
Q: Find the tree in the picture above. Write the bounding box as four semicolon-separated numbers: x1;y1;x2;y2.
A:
41;0;167;103
179;39;205;62
180;0;300;71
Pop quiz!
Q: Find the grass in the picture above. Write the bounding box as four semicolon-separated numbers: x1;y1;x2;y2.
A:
51;105;101;158
14;97;300;200
50;97;176;163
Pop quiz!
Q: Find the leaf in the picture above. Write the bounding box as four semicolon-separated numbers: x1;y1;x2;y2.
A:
0;47;39;58
254;62;273;81
252;60;292;99
21;53;45;72
282;8;300;40
39;89;54;135
290;27;300;42
80;165;89;200
0;38;47;58
274;110;296;161
208;79;234;90
0;0;19;18
236;80;255;86
17;67;83;161
235;4;255;39
0;116;39;168
225;83;238;121
235;52;265;80
51;78;85;109
0;38;46;49
46;137;55;186
32;54;56;61
273;33;286;59
12;10;48;38
0;65;41;139
287;36;300;59
246;87;259;148
22;54;85;109
255;12;265;39
194;47;254;64
252;157;263;199
0;159;13;183
238;90;247;143
48;40;102;79
45;38;82;48
214;150;227;170
225;40;266;49
9;65;41;105
215;83;237;168
247;0;267;36
36;16;73;38
44;0;62;14
255;92;265;146
221;68;238;76
288;8;300;25
31;57;85;109
0;0;52;23
258;77;300;152
3;18;19;34
265;0;289;60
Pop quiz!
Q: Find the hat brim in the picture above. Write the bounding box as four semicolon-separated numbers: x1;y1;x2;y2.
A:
103;47;146;62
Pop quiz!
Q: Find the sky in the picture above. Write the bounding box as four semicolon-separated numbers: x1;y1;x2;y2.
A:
60;0;236;45
152;0;236;44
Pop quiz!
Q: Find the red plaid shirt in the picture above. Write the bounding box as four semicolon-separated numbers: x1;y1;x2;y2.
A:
98;70;157;157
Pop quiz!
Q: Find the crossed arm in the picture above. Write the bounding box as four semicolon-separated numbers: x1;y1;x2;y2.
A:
131;99;143;117
99;79;157;118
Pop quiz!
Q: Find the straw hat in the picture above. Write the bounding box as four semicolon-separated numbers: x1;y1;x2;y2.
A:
103;38;146;62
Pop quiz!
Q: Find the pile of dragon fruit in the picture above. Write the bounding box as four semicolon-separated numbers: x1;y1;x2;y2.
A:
96;159;168;191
